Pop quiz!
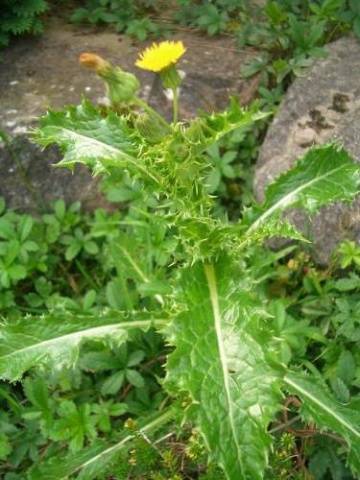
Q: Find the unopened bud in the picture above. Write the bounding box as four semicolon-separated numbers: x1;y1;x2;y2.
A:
135;113;170;144
79;52;140;105
79;53;110;74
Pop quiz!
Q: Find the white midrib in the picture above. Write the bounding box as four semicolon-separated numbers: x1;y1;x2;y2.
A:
1;320;166;360
62;127;131;158
246;164;347;234
204;263;244;472
284;375;360;439
60;127;161;184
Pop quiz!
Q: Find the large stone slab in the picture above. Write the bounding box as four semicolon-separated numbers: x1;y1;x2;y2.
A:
0;18;259;213
254;36;360;264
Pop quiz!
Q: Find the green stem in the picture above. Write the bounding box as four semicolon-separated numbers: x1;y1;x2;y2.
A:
172;88;179;124
134;97;169;129
115;243;165;306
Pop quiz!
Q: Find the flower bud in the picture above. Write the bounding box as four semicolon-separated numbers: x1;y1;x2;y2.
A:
79;53;110;73
135;113;170;144
79;52;140;105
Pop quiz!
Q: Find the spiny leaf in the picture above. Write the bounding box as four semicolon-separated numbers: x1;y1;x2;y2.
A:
0;312;166;381
177;216;307;262
34;100;160;183
165;258;282;480
248;144;360;234
183;98;269;152
237;216;309;250
28;408;173;480
284;371;360;474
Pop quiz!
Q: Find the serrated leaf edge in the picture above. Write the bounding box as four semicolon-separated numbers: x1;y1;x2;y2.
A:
284;374;360;439
248;162;351;234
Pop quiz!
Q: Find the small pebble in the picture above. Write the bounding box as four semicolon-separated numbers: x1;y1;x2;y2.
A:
5;120;16;128
9;80;19;86
85;86;92;92
6;109;18;115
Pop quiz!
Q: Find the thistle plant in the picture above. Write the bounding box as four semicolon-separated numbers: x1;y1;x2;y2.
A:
1;42;360;479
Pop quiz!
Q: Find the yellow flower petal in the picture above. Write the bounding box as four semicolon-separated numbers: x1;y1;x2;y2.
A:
135;41;186;73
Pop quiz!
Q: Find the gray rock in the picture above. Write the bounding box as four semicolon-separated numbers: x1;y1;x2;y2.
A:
254;36;360;264
0;18;259;213
0;136;105;213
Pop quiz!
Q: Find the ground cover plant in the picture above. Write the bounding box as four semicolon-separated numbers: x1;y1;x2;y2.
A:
238;0;360;98
70;0;165;41
2;0;359;52
1;39;360;480
0;0;48;47
68;0;360;45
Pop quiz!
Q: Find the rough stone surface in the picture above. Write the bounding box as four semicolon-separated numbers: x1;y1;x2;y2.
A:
0;137;105;213
254;36;360;264
0;18;259;213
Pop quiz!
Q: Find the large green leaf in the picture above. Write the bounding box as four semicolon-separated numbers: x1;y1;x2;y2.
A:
28;408;173;480
165;258;282;480
0;313;166;381
284;371;360;474
248;144;360;234
34;100;160;183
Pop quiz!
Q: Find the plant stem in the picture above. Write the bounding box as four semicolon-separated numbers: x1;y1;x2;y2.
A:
114;242;164;306
172;87;179;124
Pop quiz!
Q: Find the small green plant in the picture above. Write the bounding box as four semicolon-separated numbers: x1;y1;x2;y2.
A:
0;40;359;480
0;0;47;48
337;240;360;269
174;0;246;35
239;0;358;92
70;0;247;39
70;0;163;40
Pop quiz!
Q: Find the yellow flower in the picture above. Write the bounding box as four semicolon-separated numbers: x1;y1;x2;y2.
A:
135;41;186;73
